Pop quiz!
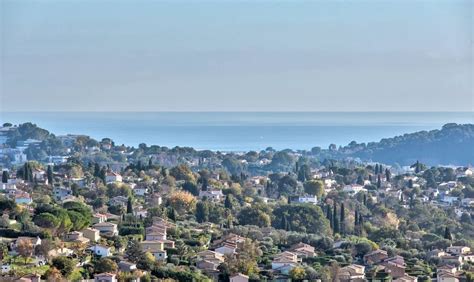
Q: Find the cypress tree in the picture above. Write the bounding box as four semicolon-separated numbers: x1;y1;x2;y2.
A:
363;194;367;206
326;205;333;229
127;197;133;214
385;168;391;182
94;163;100;177
354;210;359;226
47;165;53;185
148;158;153;168
369;174;373;182
2;171;9;184
377;174;382;188
333;203;339;234
444;227;453;241
340;203;345;235
375;164;379;174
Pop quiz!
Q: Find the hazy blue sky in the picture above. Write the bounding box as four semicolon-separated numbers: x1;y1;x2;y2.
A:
1;0;472;112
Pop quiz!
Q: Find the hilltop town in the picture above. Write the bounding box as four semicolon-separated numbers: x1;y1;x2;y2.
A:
0;122;473;282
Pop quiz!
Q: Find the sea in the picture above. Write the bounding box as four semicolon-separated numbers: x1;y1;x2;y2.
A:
1;112;473;152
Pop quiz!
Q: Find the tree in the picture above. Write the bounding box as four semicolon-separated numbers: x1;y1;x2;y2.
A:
17;239;34;264
273;204;331;235
340;203;345;235
326;205;333;229
333;203;339;234
127;197;133;214
385;168;391;182
34;212;60;229
2;171;8;184
45;267;63;281
304;180;324;198
238;206;271;227
377;175;382;188
168;191;196;214
444;227;453;241
94;258;118;273
289;266;306;281
52;256;75;278
125;239;144;263
224;194;235;209
46;165;53;185
195;201;209;223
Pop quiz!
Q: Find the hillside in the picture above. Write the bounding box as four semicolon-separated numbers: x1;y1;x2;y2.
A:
336;123;474;166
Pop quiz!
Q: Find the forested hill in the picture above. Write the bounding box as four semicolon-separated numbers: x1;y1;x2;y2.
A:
336;123;474;166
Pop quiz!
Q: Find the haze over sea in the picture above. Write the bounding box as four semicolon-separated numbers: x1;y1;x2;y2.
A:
1;112;473;152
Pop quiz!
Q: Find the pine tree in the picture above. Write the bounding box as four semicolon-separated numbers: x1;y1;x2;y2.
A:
47;165;53;185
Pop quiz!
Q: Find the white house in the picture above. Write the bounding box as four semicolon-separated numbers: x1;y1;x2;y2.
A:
343;184;367;195
292;195;318;205
105;172;122;184
89;245;112;257
199;189;224;201
215;244;237;255
53;187;73;201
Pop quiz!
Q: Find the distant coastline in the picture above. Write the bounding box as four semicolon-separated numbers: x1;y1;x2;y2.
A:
1;111;472;152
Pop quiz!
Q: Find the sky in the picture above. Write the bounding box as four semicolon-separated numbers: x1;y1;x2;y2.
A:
0;0;473;112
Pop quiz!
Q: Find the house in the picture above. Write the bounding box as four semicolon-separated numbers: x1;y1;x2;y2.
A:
230;273;249;282
343;184;367;195
145;225;167;241
291;195;318;205
92;213;108;224
32;169;46;183
215;243;237;255
105;172;122;183
15;192;32;205
109;196;128;207
48;247;74;258
199;189;224;201
461;198;474;207
1;263;11;273
289;242;316;259
95;273;117;282
133;186;148;196
196;250;225;271
394;275;417;282
437;270;460;282
364;249;389;265
89;245;112;257
93;222;118;236
381;257;406;279
53;187;73;201
271;251;298;274
140;241;167;261
118;261;137;272
447;246;470;255
338;264;365;282
64;231;90;244
82;228;101;242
